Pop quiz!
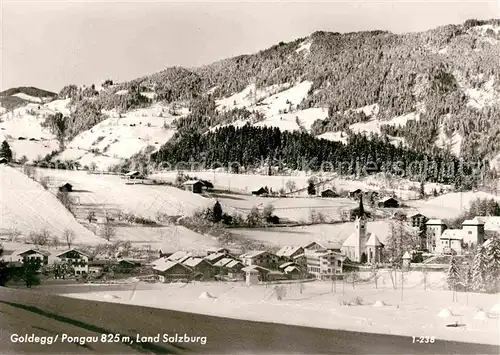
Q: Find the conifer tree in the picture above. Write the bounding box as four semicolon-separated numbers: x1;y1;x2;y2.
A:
213;201;223;223
472;245;487;292
447;256;460;291
0;141;13;162
485;237;500;293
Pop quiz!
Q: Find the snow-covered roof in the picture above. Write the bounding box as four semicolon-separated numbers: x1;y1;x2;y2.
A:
278;261;295;269
153;260;191;272
167;251;192;261
366;233;384;247
284;266;299;273
241;250;269;258
213;257;234;267
150;257;166;266
276;245;303;257
409;212;425;218
402;251;411;259
56;249;89;258
204;252;225;261
124;170;140;176
379;197;398;203
19;248;51;257
183;257;211;267
226;260;243;268
341;233;358;248
426;219;446;225
182;180;202;186
441;229;463;240
462;217;484;226
242;265;271;273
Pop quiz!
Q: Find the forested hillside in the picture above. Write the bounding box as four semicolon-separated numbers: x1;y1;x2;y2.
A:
151;124;485;188
99;19;500;161
8;18;498;173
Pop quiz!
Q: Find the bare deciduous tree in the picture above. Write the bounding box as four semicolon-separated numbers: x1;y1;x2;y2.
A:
29;229;51;246
101;220;116;241
63;229;75;249
39;175;51;190
285;180;297;193
23;165;36;179
57;190;74;214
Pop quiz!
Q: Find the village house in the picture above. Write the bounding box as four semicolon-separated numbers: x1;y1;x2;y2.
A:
0;157;8;164
303;241;341;253
278;261;303;279
224;260;245;280
58;183;73;192
378;197;399;208
212;257;235;276
18;249;50;266
251;187;269;196
321;189;337;198
0;250;22;263
409;212;428;230
56;249;90;275
114;259;143;273
348;189;363;199
304;249;345;280
341;216;384;264
182;257;215;280
204;252;228;265
166;251;192;262
241;265;280;282
240;250;279;269
206;247;230;256
182;180;204;194
124;171;141;180
153;259;192;282
436;230;464;255
276;246;305;262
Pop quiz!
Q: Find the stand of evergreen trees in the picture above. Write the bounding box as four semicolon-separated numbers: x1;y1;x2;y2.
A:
152;124;484;186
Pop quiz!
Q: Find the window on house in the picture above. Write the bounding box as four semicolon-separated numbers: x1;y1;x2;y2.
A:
468;231;472;234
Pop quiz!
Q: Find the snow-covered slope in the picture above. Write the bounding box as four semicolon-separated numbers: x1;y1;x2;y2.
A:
35;168;213;220
57;104;177;170
407;191;500;219
0;102;61;161
0;165;102;244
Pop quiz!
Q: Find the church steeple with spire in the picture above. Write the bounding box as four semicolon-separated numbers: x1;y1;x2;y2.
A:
358;194;365;219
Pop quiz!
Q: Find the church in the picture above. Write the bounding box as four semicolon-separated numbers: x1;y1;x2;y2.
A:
341;196;384;264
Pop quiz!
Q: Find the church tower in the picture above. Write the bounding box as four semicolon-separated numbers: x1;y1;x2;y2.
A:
353;195;367;261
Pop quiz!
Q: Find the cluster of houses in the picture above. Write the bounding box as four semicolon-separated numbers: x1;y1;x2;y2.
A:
0;248;145;278
152;243;348;284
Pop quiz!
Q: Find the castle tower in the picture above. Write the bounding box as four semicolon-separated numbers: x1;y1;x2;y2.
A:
462;218;485;247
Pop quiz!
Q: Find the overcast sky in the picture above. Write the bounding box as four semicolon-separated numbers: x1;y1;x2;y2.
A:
1;0;498;92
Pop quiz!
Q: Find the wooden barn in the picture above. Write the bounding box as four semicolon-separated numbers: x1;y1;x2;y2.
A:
378;197;400;208
182;180;204;194
321;189;337;198
58;183;73;192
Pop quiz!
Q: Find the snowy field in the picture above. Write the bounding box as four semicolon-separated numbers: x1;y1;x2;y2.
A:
110;225;219;253
232;221;394;248
0;165;102;244
216;194;357;223
32;168;213;220
63;271;500;346
407;191;500;220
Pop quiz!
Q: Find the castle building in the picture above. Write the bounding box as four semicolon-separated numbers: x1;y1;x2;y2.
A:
425;217;485;255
